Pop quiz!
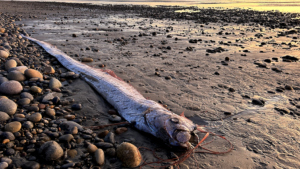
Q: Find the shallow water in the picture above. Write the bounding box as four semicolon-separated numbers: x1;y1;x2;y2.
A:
3;0;300;13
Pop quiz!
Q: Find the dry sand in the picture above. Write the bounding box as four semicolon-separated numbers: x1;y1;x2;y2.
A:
1;1;300;168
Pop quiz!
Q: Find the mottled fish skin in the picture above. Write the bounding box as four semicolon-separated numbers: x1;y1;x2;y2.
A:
22;35;197;148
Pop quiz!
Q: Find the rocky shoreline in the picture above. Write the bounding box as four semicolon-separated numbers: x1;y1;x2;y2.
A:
0;1;300;169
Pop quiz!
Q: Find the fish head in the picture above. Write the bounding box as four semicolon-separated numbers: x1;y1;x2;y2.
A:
164;116;196;150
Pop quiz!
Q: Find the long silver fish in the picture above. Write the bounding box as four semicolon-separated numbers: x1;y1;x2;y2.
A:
22;35;198;149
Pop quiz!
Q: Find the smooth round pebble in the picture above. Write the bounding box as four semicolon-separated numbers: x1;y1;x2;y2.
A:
21;161;40;169
28;113;42;122
7;70;26;81
25;69;43;79
43;66;55;74
5;59;17;70
30;86;42;93
116;142;142;168
59;134;74;142
0;80;23;95
87;144;98;153
45;108;55;116
0;162;8;169
0;77;8;85
115;127;128;135
0;50;9;58
38;141;64;161
0;99;17;115
94;149;105;166
23;121;34;129
5;121;22;133
20;92;34;101
0;111;10;122
1;132;15;141
8;66;28;73
18;98;31;106
0;158;12;165
49;78;62;89
109;115;122;122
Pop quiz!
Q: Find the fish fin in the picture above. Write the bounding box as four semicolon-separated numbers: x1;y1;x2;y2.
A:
180;111;185;117
102;69;124;82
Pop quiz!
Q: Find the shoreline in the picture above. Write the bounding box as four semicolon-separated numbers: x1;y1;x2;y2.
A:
0;1;300;169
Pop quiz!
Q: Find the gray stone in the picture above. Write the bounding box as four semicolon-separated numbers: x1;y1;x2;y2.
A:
0;77;8;85
17;98;31;106
0;158;12;165
38;141;64;161
23;121;34;129
0;111;10;122
59;134;74;142
0;162;8;169
95;142;114;149
21;161;40;169
104;132;115;144
20;92;34;101
0;99;17;115
7;71;26;81
0;80;23;95
1;132;15;140
59;121;83;132
8;66;28;74
49;78;62;89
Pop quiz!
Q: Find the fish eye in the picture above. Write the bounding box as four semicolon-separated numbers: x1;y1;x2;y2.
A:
170;118;179;123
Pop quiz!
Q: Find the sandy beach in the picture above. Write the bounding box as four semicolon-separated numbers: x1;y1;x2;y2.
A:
0;1;300;169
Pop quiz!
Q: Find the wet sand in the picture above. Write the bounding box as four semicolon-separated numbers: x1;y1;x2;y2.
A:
1;1;300;168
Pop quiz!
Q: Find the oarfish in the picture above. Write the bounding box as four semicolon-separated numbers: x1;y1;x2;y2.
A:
22;35;199;149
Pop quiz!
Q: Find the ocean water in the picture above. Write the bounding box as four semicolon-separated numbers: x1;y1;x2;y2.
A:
3;0;300;13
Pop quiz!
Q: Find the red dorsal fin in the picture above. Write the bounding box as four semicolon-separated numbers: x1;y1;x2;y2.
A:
180;111;185;117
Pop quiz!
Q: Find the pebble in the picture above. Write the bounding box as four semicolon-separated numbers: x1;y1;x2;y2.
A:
59;134;74;142
43;66;55;74
59;121;84;132
25;69;43;79
82;58;93;62
87;143;98;153
105;148;116;157
0;158;12;165
45;108;55;116
0;162;8;169
21;161;40;169
115;127;128;135
18;98;31;106
5;148;15;155
95;142;114;149
116;142;142;168
20;92;34;101
23;121;34;129
0;111;10;122
109;115;122;122
71;126;78;135
67;149;77;158
71;103;82;110
0;98;17;115
0;50;9;58
38;141;64;161
49;78;62;89
28;113;42;123
30;86;42;93
5;121;22;133
65;115;75;120
94;149;105;166
0;77;8;85
7;70;26;81
5;59;17;70
1;132;15;140
252;99;264;105
0;80;23;95
8;66;28;74
98;130;109;138
104;132;115;144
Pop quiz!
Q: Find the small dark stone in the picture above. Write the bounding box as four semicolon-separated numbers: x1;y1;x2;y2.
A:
5;148;15;156
52;96;60;105
95;142;114;149
252;99;264;105
21;161;40;169
104;132;115;144
71;104;82;110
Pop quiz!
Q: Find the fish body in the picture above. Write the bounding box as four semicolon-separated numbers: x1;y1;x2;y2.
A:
22;35;197;148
